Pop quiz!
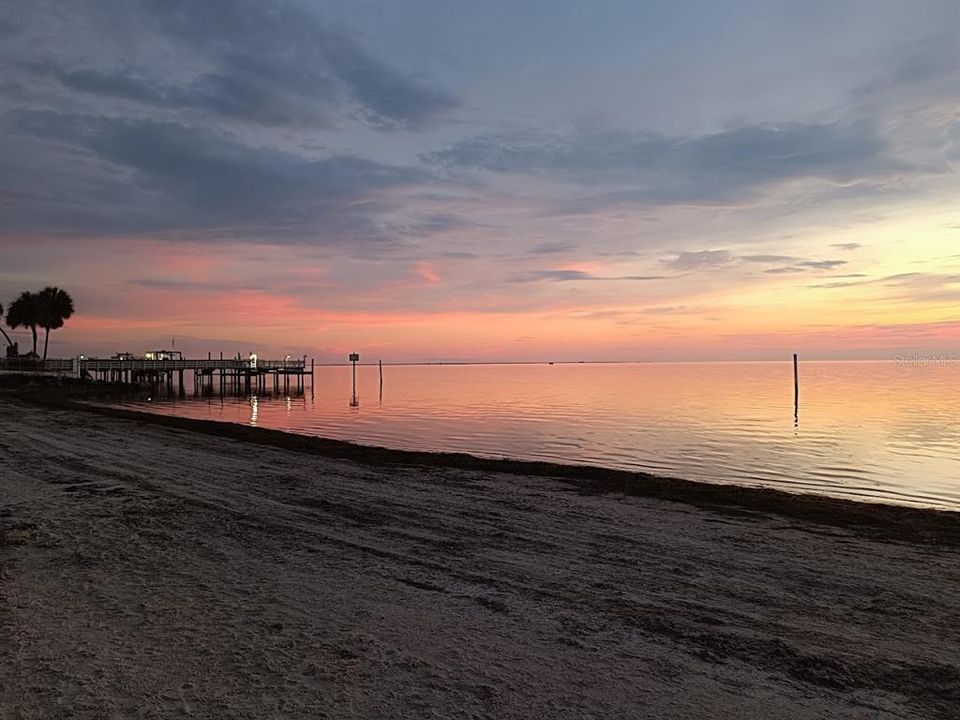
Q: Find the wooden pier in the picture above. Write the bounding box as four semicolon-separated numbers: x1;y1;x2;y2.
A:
0;356;315;395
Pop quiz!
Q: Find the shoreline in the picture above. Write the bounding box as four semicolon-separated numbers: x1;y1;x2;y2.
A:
2;393;958;717
6;382;959;547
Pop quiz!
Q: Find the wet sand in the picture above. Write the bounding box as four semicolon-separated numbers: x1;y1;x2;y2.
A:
1;396;958;718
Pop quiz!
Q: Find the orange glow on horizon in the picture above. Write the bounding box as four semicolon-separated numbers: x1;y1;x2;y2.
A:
5;206;957;362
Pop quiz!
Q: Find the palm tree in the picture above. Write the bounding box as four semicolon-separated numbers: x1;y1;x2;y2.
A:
37;286;75;362
6;291;41;356
0;303;14;349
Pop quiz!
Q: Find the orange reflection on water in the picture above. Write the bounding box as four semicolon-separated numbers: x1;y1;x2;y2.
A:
132;361;960;509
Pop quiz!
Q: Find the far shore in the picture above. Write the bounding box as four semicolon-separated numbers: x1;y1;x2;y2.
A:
1;385;959;718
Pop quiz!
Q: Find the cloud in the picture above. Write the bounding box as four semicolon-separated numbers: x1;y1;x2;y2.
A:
426;121;911;207
416;261;441;284
387;213;478;239
34;64;340;129
24;0;458;130
530;241;576;255
0;19;18;39
796;259;847;270
741;254;796;263
520;270;592;282
2;111;426;243
807;280;867;289
830;243;863;251
129;278;265;292
854;31;959;109
808;272;958;299
642;306;687;315
880;272;960;303
511;270;666;283
664;250;733;270
660;251;849;274
147;0;457;129
0;0;459;245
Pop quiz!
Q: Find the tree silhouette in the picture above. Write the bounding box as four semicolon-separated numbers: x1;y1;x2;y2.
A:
37;286;75;362
6;291;41;356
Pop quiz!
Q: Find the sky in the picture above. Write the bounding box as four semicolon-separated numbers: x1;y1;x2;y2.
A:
0;0;957;362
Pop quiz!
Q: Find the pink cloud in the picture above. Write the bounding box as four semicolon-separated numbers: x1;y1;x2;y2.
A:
416;261;441;285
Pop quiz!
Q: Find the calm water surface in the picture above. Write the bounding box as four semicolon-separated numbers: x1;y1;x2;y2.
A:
122;362;960;510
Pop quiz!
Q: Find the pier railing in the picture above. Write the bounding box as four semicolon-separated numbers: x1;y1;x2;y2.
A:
0;358;75;373
0;357;310;375
77;358;307;372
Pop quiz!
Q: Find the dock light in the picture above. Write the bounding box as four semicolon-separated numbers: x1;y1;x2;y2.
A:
249;352;258;369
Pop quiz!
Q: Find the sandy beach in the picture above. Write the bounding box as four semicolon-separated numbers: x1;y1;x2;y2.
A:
1;396;958;719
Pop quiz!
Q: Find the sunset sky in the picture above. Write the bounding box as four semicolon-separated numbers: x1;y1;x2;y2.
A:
1;0;957;362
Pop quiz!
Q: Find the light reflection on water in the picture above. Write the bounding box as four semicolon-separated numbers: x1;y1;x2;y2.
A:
122;361;960;510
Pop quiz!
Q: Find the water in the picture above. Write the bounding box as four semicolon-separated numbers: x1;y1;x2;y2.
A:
120;361;960;510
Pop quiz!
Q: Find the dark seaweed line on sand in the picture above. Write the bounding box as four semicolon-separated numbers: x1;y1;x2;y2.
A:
10;388;960;548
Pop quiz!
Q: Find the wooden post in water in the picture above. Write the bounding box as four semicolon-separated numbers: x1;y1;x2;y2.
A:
349;352;359;406
793;353;799;401
351;354;357;396
793;353;799;426
379;360;383;399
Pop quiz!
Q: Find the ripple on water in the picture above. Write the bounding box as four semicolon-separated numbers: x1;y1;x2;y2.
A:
120;362;960;510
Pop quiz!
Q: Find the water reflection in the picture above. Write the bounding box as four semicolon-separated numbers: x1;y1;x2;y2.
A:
121;362;960;510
